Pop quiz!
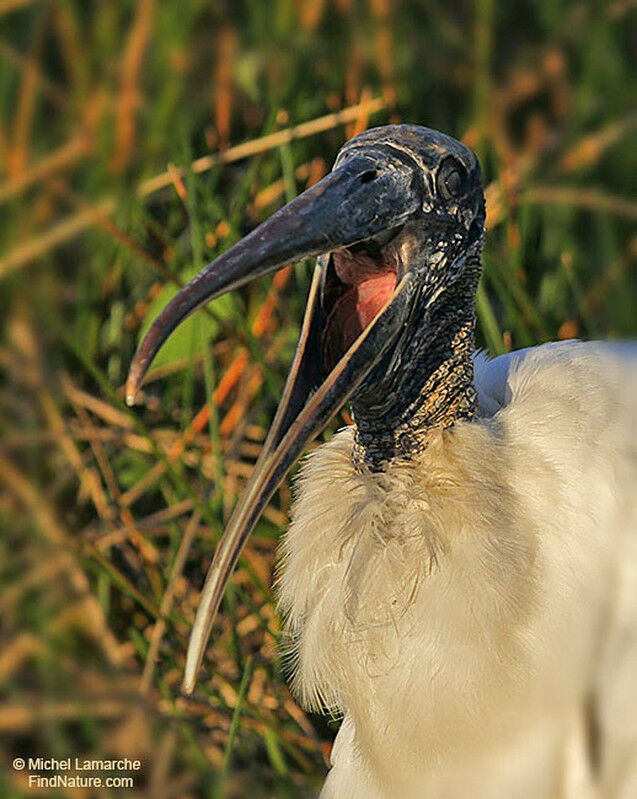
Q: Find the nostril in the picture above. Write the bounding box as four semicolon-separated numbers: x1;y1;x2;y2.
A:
360;170;378;184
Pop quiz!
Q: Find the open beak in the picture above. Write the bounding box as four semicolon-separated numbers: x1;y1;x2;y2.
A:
126;152;420;693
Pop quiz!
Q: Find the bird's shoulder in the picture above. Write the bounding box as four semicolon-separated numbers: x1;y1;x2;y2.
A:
474;339;637;422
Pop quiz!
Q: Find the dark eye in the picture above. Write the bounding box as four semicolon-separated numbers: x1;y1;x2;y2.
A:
437;157;467;199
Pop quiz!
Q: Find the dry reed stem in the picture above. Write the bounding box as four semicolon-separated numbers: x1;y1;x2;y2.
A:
96;500;194;549
0;134;90;203
0;633;43;685
112;0;155;172
0;37;67;107
118;461;166;508
300;0;327;29
558;112;637;171
213;26;236;151
0;97;385;276
344;45;363;138
252;160;318;210
0;556;70;614
138;97;386;195
0;700;134;733
0;198;116;277
525;185;637;220
40;390;113;521
350;87;375;138
8;9;44;178
49;179;166;273
51;1;86;96
64;374;122;500
63;379;134;429
0;0;38;15
167;162;188;204
140;509;201;694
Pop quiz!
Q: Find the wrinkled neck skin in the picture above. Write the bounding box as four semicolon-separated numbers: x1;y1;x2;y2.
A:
352;233;483;471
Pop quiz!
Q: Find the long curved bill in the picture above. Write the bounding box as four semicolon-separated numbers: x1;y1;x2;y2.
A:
126;153;419;693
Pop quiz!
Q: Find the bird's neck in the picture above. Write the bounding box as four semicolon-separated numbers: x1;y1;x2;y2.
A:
351;249;482;471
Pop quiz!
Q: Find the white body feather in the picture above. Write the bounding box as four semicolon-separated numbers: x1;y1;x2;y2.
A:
277;341;637;798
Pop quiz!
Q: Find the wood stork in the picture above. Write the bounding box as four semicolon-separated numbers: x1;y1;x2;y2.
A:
127;126;636;798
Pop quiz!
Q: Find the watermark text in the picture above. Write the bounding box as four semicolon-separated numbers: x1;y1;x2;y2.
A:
12;755;142;790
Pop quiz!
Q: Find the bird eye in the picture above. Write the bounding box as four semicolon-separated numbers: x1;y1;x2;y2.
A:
445;169;462;195
437;157;467;199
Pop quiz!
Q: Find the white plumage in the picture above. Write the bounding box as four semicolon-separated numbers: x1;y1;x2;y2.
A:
279;341;636;798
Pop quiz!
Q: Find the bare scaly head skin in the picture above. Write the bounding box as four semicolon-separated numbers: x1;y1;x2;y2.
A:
319;127;485;467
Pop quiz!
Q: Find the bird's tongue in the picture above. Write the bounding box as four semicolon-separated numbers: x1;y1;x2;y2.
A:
323;264;396;374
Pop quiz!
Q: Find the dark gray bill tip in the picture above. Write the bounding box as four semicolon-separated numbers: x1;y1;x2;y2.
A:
126;322;167;405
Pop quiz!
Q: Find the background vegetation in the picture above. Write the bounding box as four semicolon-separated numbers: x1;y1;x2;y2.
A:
1;0;634;796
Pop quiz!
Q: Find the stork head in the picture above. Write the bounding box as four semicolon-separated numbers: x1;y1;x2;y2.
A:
126;125;485;692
